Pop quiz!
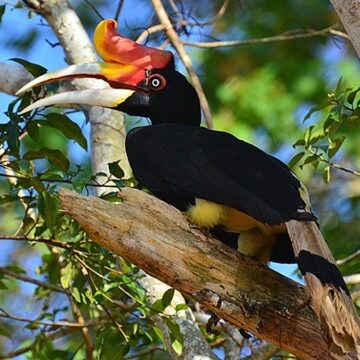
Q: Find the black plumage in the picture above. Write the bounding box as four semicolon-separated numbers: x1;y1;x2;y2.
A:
126;124;315;226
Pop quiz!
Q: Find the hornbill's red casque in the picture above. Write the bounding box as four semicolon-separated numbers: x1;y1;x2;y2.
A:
17;19;360;354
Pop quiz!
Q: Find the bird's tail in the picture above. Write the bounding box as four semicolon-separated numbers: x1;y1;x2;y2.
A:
286;220;360;355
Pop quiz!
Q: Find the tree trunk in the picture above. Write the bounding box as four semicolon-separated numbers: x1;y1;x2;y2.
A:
60;187;358;360
330;0;360;58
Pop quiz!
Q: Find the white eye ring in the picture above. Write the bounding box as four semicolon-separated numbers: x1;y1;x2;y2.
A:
148;74;166;91
151;77;161;88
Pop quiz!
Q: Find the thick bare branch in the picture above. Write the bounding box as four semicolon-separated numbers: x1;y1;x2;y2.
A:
59;188;359;360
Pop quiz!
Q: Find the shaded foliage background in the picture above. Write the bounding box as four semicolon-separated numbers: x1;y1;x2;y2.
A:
0;0;359;359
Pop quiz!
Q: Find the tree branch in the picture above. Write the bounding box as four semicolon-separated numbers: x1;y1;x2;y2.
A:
0;62;33;96
183;27;349;48
151;0;213;129
59;188;359;360
0;328;78;360
0;311;103;328
330;0;360;58
337;249;360;266
0;268;69;294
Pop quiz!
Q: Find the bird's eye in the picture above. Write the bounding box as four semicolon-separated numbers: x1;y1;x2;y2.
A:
148;74;166;91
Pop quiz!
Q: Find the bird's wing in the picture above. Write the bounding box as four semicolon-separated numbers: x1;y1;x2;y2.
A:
153;125;314;225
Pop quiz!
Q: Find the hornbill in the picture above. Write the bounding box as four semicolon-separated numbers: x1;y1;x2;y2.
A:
17;19;360;354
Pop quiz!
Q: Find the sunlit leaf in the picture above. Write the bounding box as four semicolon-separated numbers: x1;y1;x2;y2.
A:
151;325;166;350
60;262;73;289
45;113;87;151
328;136;346;159
323;165;331;184
288;152;305;168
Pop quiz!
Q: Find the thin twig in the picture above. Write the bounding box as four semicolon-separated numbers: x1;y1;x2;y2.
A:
123;345;163;359
0;328;78;360
183;26;348;49
344;274;360;285
114;0;125;22
69;297;94;360
0;0;35;12
101;304;129;341
0;172;121;188
83;0;104;20
0;235;89;253
0;268;69;294
192;0;229;27
306;146;360;177
337;249;360;266
242;342;281;360
0;311;103;328
151;0;213;128
136;24;166;43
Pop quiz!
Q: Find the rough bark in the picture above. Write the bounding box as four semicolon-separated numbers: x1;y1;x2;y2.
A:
60;187;359;360
330;0;360;58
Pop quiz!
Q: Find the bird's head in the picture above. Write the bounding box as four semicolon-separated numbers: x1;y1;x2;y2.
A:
17;19;201;126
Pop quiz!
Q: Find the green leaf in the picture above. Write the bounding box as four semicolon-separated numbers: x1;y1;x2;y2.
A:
11;58;47;78
60;262;73;289
24;147;69;172
288;152;305;168
100;192;122;203
45;113;87;151
151;299;165;313
30;177;46;194
5;265;26;274
175;303;188;312
26;120;40;142
0;326;11;339
303;154;319;166
292;139;305;147
151;325;166;350
161;288;175;309
6;122;20;158
328;136;346;159
108;160;125;179
303;104;327;122
71;287;81;303
347;88;359;105
44;193;58;231
0;279;7;289
304;125;315;146
334;77;343;97
171;338;183;355
163;318;183;355
0;5;5;25
323;165;331;184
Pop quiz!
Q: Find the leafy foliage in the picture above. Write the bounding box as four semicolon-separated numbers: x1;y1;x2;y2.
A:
290;82;360;183
0;68;184;359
